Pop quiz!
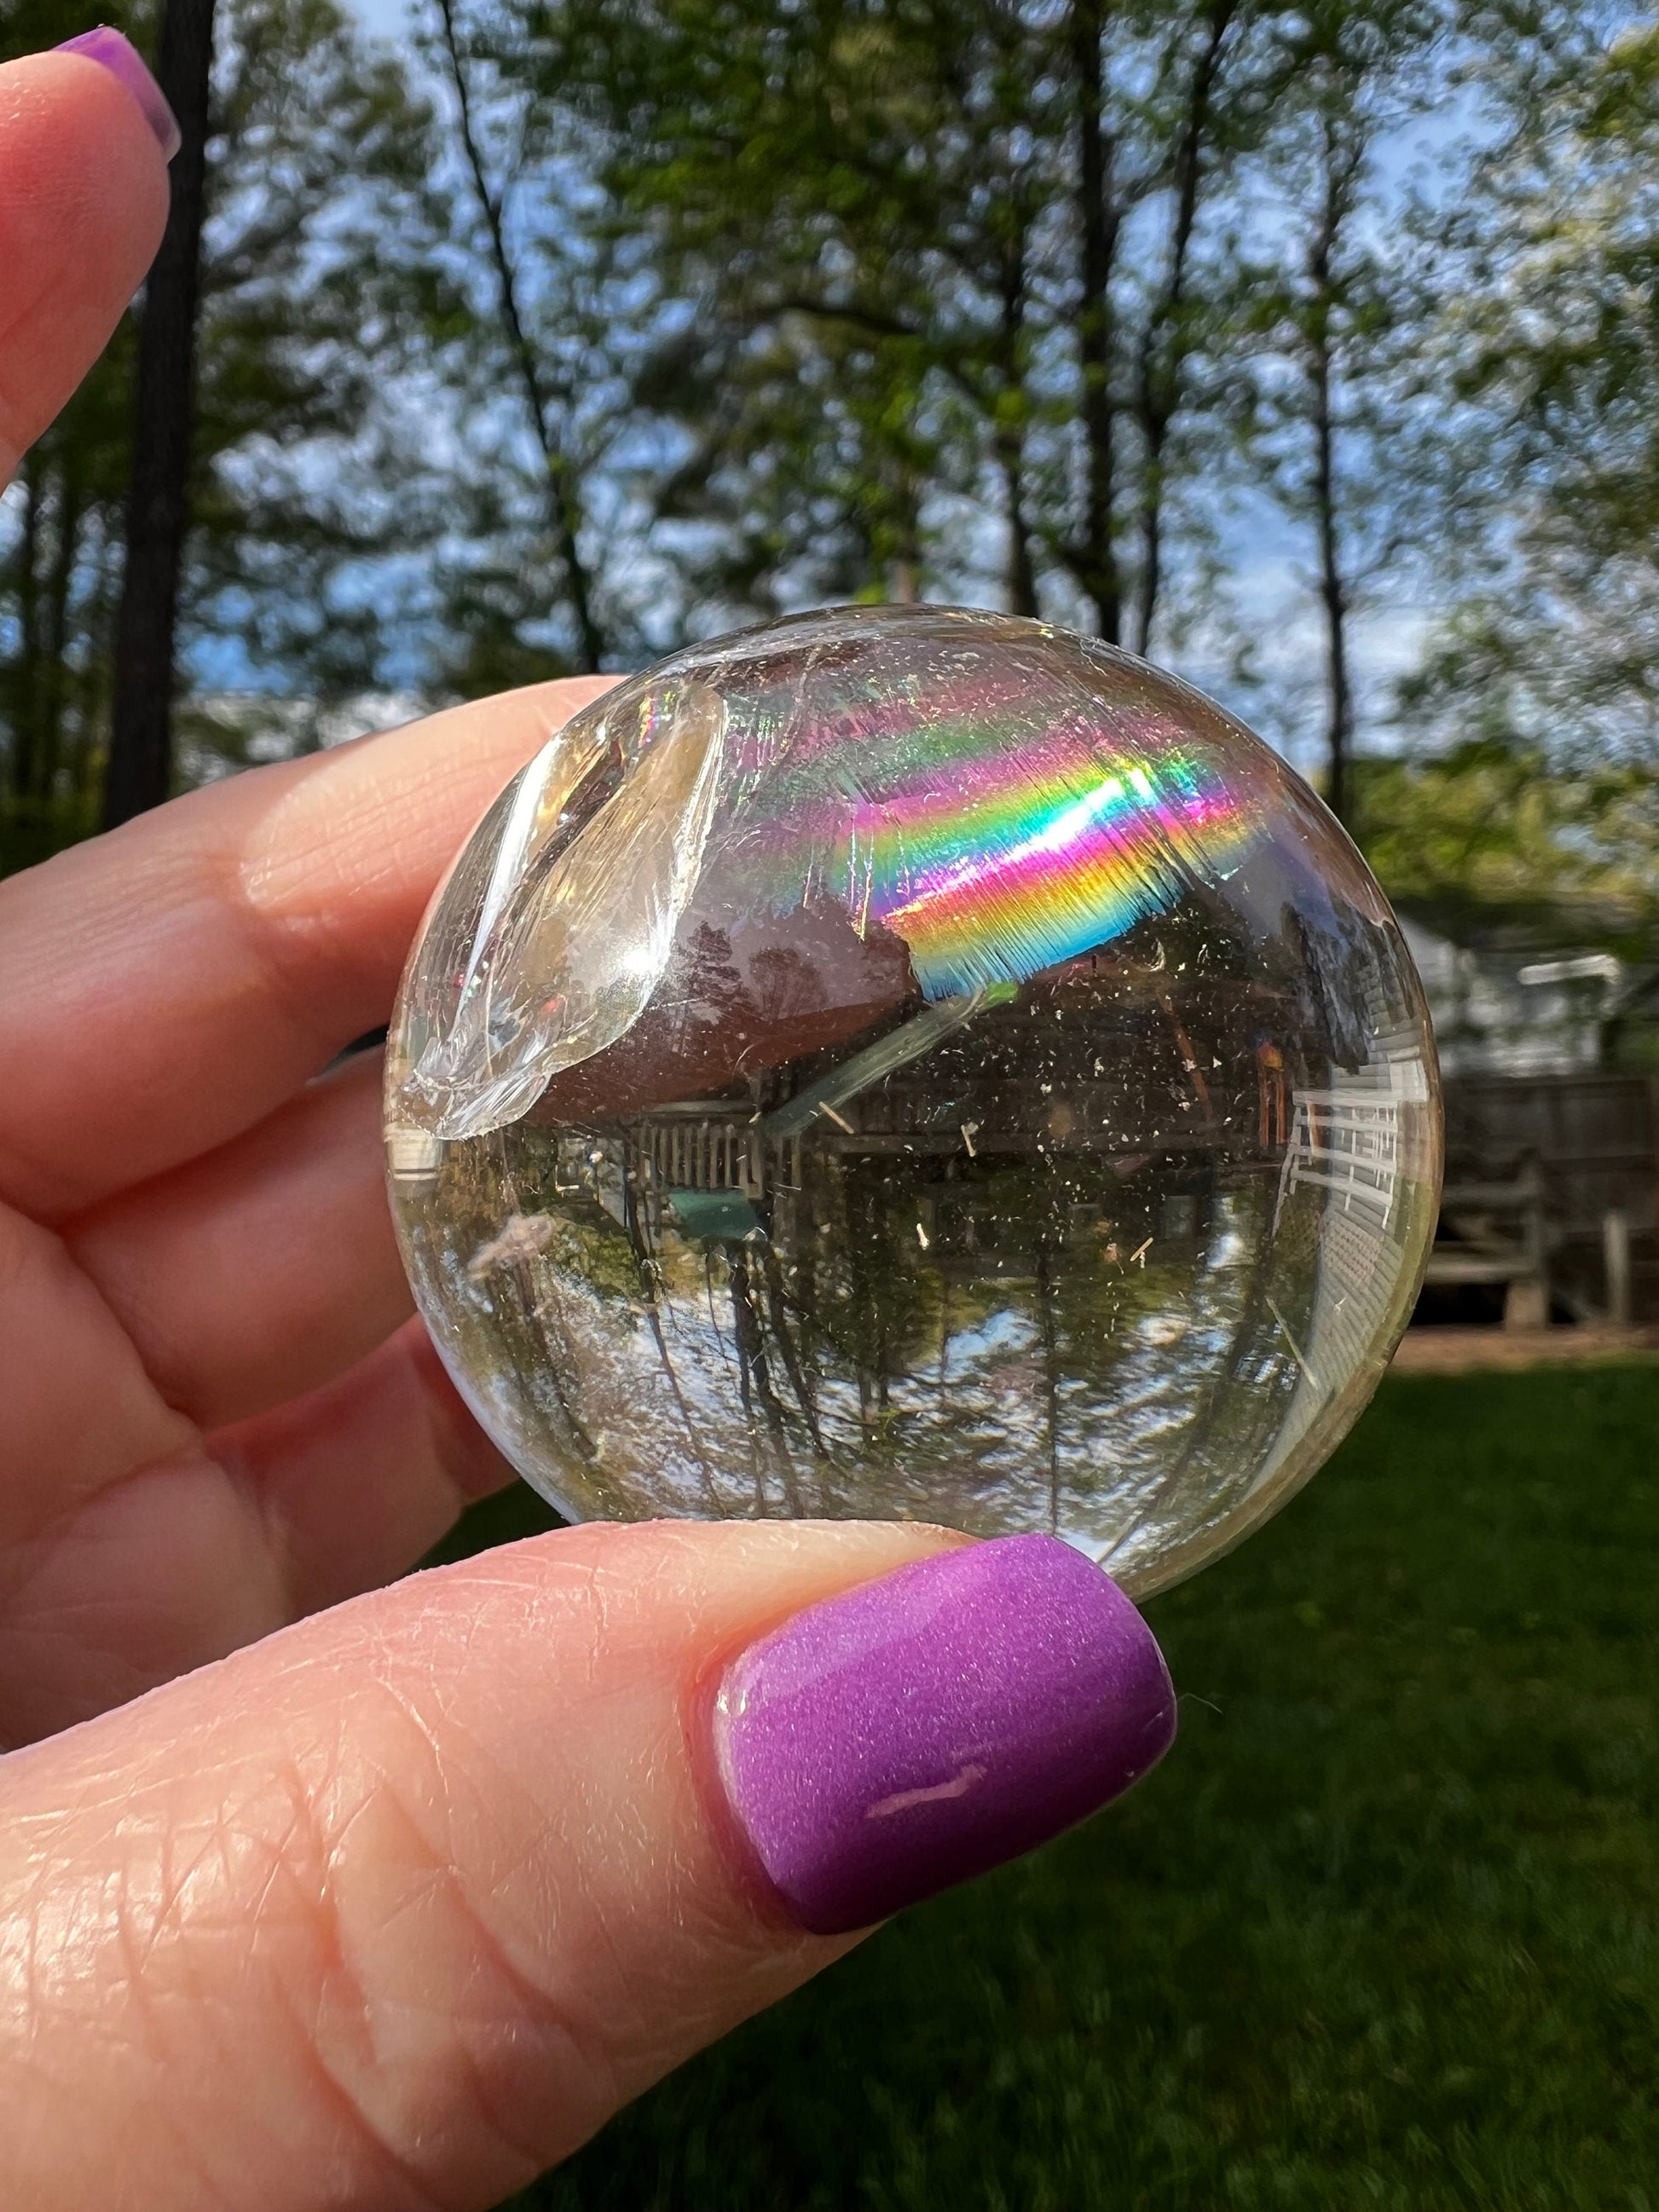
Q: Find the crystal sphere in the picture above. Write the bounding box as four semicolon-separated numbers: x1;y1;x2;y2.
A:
385;606;1440;1595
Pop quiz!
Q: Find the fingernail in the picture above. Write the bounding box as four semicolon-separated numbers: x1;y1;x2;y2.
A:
712;1533;1177;1935
55;27;182;160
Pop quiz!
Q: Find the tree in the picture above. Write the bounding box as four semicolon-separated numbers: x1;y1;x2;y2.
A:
1357;738;1659;955
1228;0;1446;827
428;0;610;670
182;0;462;719
1072;0;1254;651
1;0;458;861
0;0;155;867
102;0;218;827
0;272;136;866
1401;9;1659;771
534;0;1282;641
9;0;1656;952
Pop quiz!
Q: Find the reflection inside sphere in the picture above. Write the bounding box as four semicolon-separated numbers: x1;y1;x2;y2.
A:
385;606;1440;1596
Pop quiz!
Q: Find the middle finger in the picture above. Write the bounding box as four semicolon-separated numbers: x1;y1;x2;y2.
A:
61;1051;404;1432
0;676;612;1224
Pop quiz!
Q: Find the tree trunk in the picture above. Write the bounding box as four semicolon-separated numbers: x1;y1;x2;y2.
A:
1002;442;1039;618
1312;336;1352;826
1307;130;1353;828
435;0;605;673
38;462;84;805
1130;0;1234;656
13;455;40;801
1069;0;1121;643
103;0;216;828
885;454;922;604
997;225;1039;619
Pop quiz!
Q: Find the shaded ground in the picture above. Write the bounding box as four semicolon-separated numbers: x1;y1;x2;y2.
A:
1393;1325;1659;1373
459;1365;1659;2211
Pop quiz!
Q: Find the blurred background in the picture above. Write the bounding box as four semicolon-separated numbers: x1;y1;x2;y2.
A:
2;0;1656;2202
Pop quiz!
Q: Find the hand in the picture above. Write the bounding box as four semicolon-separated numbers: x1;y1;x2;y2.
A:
0;39;1176;2209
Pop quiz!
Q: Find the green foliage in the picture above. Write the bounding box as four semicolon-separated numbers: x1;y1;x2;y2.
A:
4;0;1658;944
462;1362;1659;2209
538;0;1319;638
1364;11;1659;939
185;0;462;702
1402;11;1659;769
1357;741;1659;945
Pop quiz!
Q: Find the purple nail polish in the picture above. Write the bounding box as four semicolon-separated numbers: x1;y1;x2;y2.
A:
712;1534;1177;1935
55;27;182;160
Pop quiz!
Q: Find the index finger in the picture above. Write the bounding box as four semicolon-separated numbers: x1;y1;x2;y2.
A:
0;43;172;484
0;678;613;1221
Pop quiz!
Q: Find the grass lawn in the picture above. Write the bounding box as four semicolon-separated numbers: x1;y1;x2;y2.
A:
463;1364;1659;2211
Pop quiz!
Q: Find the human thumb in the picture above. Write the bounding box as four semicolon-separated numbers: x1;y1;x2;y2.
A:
0;1520;1175;2209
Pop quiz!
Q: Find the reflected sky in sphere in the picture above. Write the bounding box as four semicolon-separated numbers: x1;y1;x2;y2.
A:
386;606;1441;1596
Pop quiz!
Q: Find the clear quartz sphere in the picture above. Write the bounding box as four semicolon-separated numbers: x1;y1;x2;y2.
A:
385;606;1441;1597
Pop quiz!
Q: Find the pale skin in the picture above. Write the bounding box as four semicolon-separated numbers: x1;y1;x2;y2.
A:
0;50;961;2208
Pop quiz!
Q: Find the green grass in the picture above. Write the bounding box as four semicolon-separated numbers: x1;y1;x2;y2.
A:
474;1366;1659;2210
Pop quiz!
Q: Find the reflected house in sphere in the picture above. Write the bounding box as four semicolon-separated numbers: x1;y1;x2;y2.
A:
1272;1026;1436;1457
619;935;1318;1268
